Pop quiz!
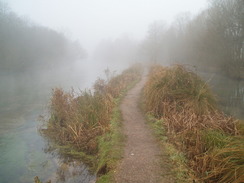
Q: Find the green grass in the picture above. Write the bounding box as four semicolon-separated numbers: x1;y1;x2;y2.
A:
165;143;191;183
96;103;124;183
201;129;233;150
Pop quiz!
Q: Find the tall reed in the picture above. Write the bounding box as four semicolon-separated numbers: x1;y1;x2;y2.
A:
144;64;243;182
41;64;142;155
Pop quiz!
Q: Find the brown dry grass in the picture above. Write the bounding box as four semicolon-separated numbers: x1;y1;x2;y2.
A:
144;64;243;182
41;64;142;155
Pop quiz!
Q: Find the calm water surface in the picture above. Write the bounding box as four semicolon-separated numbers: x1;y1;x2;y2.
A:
198;71;244;120
0;106;96;183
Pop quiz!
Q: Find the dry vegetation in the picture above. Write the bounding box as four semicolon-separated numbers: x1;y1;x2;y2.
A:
144;65;244;183
40;64;142;179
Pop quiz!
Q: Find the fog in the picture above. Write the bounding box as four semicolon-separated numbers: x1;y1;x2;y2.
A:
1;0;244;182
7;0;207;51
1;0;243;114
0;0;208;109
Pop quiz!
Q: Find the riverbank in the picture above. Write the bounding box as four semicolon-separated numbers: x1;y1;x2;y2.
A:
38;64;143;183
143;64;244;182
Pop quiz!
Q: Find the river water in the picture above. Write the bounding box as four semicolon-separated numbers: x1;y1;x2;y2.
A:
0;59;101;183
198;71;244;120
0;105;96;183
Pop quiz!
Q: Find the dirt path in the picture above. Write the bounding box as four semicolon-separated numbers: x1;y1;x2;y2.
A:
115;74;174;183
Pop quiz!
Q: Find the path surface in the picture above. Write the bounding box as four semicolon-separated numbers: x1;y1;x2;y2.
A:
115;74;174;183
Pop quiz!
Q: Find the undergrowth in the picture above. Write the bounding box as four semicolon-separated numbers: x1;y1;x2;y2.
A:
38;64;142;182
144;64;244;183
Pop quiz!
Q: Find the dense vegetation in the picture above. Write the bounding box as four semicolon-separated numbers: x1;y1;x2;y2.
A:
0;1;85;109
144;65;244;182
40;65;142;182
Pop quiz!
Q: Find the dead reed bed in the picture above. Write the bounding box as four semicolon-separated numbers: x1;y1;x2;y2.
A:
41;64;142;156
144;65;244;182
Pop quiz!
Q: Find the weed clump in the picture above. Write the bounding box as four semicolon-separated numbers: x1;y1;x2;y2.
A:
144;64;243;182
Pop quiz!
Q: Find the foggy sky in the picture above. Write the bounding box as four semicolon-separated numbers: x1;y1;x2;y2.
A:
7;0;207;52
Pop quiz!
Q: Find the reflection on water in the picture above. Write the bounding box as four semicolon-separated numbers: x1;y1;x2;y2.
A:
198;71;244;119
0;107;95;183
51;160;95;183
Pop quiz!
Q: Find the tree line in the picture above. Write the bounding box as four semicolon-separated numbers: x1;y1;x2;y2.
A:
142;0;244;78
94;0;243;79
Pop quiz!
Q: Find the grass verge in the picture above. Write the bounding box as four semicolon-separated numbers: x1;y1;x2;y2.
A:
145;114;191;183
143;64;244;182
96;79;140;183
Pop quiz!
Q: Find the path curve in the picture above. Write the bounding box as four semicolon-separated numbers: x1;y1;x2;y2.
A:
115;74;174;183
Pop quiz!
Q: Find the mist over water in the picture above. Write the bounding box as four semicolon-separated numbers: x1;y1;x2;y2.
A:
0;41;134;182
0;0;243;182
0;58;99;183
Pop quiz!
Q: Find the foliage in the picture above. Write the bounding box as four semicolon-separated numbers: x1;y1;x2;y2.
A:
144;64;243;182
